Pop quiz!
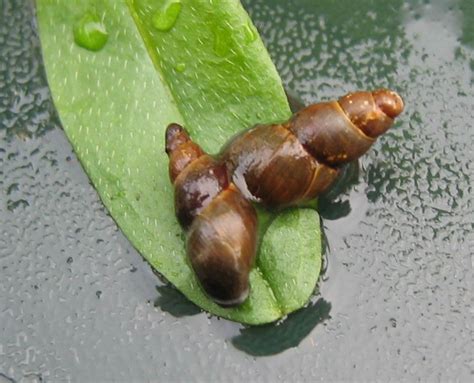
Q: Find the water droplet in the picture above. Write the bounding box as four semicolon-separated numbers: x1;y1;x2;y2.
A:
73;11;108;52
213;26;231;57
152;0;182;32
175;62;186;72
242;20;257;43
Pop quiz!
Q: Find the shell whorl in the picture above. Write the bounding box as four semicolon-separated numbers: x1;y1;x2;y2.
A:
289;89;404;167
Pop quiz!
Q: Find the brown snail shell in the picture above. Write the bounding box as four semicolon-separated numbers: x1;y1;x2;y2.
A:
186;185;257;306
221;89;404;208
166;124;257;307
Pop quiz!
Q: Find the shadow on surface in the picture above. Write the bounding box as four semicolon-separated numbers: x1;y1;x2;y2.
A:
231;298;331;356
318;161;360;221
153;285;202;317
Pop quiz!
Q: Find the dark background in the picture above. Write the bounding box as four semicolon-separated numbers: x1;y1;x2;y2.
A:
1;0;472;381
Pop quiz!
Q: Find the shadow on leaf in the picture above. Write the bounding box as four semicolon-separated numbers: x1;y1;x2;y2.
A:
231;298;331;356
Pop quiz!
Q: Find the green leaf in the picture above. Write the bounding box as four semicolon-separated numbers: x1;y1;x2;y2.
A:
258;209;322;314
37;0;322;325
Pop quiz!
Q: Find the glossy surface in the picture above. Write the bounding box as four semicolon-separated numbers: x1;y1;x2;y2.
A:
224;123;315;204
338;90;403;138
166;124;205;183
223;123;337;206
152;0;182;32
72;11;108;51
187;187;258;306
1;0;472;381
174;155;228;230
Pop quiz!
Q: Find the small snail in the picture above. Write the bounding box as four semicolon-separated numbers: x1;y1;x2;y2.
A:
166;124;258;306
165;89;404;307
221;89;404;207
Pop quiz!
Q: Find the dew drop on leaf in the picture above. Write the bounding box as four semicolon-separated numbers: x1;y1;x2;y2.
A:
73;11;108;52
175;62;186;72
152;0;182;32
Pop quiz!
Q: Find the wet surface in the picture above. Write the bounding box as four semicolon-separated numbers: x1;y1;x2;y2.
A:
1;0;473;381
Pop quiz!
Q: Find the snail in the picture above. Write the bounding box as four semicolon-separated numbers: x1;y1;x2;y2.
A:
222;89;404;207
166;124;258;306
165;89;404;307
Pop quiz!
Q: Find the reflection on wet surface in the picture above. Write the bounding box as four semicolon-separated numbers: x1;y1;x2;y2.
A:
1;0;472;381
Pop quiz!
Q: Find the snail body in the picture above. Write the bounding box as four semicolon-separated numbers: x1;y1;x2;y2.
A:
165;89;404;307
